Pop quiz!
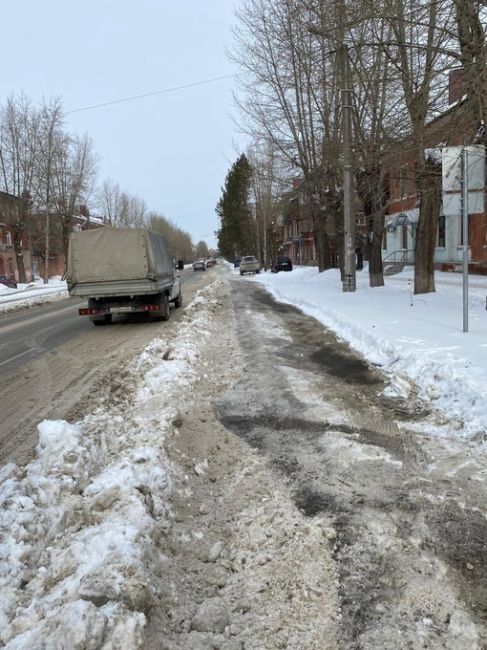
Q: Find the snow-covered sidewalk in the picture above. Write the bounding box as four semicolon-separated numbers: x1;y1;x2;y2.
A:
252;265;487;441
0;278;68;313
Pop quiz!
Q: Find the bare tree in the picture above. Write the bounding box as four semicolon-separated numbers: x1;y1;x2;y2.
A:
247;140;284;268
232;0;343;270
378;0;456;293
343;7;406;287
195;240;209;258
96;181;148;229
149;212;194;262
53;132;98;271
117;192;148;228
36;98;64;283
96;178;121;226
233;0;483;293
453;0;487;140
0;95;41;282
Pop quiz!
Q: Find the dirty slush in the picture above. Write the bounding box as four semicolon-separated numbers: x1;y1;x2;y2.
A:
1;270;486;649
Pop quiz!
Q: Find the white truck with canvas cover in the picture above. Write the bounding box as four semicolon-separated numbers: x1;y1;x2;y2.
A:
66;227;182;326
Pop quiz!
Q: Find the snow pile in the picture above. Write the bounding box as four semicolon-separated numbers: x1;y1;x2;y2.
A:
253;266;487;440
0;278;68;313
0;280;222;649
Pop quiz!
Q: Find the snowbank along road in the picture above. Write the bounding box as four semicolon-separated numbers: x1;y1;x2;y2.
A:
1;265;487;649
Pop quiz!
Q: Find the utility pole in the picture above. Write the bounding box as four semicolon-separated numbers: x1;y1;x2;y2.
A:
44;190;50;285
340;44;356;292
461;147;469;332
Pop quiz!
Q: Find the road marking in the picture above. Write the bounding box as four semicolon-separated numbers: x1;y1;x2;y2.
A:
0;302;85;336
0;348;34;367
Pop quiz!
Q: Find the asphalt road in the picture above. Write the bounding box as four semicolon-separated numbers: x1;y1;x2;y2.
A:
0;268;198;378
0;267;210;466
0;297;88;376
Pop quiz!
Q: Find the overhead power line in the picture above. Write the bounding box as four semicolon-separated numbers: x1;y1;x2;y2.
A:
66;74;235;114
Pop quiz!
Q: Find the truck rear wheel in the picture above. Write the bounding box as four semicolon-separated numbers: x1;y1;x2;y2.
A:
161;293;170;320
174;289;182;308
153;293;170;321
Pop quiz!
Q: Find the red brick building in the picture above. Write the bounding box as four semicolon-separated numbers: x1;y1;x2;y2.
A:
277;182;317;266
383;73;487;273
0;192;103;282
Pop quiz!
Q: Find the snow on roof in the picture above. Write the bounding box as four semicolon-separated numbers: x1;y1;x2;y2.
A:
386;208;419;229
425;147;442;164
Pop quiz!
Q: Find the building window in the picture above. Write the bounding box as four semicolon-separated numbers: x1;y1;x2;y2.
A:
6;232;12;246
437;215;446;247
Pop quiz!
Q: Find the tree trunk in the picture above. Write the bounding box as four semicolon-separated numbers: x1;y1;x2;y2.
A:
12;226;26;283
356;169;386;287
62;213;73;274
315;213;333;272
15;247;26;283
455;0;487;139
368;227;384;288
414;159;441;294
315;228;325;272
44;208;50;285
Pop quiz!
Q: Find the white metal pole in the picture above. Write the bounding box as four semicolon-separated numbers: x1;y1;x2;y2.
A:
462;147;469;333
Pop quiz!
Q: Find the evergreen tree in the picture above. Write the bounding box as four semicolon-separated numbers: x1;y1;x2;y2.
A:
216;154;255;259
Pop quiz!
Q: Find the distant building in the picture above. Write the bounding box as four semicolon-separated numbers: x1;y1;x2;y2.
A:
0;192;103;282
0;191;31;281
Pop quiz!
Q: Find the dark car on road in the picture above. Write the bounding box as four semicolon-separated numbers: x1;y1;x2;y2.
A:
233;257;241;268
271;256;293;273
0;275;17;288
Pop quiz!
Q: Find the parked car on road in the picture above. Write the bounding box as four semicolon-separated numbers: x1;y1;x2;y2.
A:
240;255;260;275
193;259;206;272
233;257;241;268
205;258;214;268
271;256;293;272
0;275;17;289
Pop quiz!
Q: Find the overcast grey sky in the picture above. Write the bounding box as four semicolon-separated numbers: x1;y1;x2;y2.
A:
0;0;245;249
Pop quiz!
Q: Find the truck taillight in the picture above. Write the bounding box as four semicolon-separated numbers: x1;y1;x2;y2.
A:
79;308;102;315
142;304;160;311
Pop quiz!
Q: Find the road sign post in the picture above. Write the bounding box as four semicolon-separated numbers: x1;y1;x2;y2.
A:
461;148;469;332
442;145;485;333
